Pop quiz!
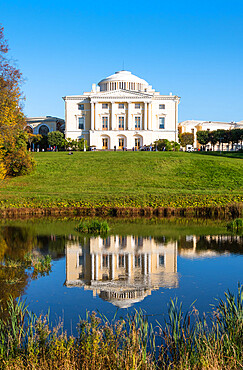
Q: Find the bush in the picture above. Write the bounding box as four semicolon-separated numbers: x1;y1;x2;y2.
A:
4;146;35;177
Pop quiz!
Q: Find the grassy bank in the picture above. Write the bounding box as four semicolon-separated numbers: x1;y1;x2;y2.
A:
0;286;242;369
0;152;242;213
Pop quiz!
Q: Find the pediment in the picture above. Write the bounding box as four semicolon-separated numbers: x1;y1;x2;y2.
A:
91;89;153;100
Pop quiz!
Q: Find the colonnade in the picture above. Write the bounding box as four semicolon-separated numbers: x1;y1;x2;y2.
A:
90;253;153;281
90;101;152;131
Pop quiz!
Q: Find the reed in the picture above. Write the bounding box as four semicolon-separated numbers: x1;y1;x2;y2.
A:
227;218;243;232
76;219;110;234
0;286;242;369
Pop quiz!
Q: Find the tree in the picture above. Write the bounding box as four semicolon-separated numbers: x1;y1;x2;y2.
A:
179;133;194;147
154;139;172;151
26;133;42;150
196;130;210;146
77;138;88;151
171;141;180;151
47;131;64;149
0;25;34;177
208;131;218;151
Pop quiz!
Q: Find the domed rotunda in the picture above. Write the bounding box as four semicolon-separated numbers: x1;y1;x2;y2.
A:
63;70;180;149
98;70;152;93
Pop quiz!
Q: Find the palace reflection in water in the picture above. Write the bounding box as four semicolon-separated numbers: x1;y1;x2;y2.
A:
65;236;178;308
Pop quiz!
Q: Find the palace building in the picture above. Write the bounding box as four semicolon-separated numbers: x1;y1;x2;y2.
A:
63;70;180;150
65;235;178;308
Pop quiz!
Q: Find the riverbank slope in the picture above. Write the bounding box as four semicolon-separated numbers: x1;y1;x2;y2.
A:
0;151;242;216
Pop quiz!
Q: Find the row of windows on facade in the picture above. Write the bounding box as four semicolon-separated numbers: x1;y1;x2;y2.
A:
78;116;165;130
102;137;142;149
79;254;165;269
78;103;165;110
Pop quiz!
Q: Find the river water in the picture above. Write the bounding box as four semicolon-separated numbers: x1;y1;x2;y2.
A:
0;218;242;334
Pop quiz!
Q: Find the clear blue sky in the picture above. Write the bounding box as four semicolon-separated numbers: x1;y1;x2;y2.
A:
1;0;243;122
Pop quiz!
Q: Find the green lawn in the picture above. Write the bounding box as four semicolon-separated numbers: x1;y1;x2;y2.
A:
0;151;242;208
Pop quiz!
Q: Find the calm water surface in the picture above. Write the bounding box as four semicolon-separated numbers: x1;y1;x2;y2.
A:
0;218;242;334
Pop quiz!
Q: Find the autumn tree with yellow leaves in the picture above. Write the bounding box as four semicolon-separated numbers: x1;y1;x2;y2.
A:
0;25;34;178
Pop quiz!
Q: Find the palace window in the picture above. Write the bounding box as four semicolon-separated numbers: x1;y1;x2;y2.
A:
102;103;108;109
159;104;165;109
135;138;141;149
78;254;84;266
78;104;84;110
119;236;127;248
102;116;108;130
135;116;141;129
78;117;85;130
103;254;109;268
102;138;108;149
119;116;124;130
134;236;143;247
39;125;49;136
103;237;111;248
118;138;124;149
135;254;141;267
159;117;165;129
119;254;125;268
159;255;165;267
135;103;140;109
119;103;124;109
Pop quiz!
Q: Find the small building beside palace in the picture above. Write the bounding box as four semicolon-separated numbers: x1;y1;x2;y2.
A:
26;116;65;136
63;70;180;150
179;120;243;149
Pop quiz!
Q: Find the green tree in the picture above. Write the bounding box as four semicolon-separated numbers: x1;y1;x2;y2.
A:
208;131;218;151
171;141;180;151
154;139;172;151
0;25;34;177
47;131;64;150
179;133;194;147
77;138;88;151
196;130;210;146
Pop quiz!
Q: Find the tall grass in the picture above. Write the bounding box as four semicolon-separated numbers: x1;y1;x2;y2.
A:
227;218;243;232
0;285;242;369
76;219;109;234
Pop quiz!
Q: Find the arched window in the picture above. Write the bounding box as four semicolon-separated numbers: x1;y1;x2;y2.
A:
39;125;49;136
25;126;33;134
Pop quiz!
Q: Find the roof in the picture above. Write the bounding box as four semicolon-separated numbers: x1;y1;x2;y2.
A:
98;70;149;86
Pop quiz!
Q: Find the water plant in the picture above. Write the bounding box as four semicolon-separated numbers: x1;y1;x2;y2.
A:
0;285;242;369
227;218;243;233
76;219;110;234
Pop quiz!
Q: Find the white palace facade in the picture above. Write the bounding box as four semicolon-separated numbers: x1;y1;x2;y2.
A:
63;70;180;150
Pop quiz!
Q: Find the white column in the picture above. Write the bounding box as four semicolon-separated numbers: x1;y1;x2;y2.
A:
147;102;151;130
91;254;94;280
95;102;98;130
127;253;131;276
127;102;131;130
111;254;115;280
95;254;98;280
148;254;151;275
91;102;94;131
111;102;115;130
143;254;147;275
144;102;147;130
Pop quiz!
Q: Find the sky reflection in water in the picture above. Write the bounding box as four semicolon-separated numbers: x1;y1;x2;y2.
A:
0;221;242;334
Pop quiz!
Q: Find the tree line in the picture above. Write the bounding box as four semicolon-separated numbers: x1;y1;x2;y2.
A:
179;129;243;150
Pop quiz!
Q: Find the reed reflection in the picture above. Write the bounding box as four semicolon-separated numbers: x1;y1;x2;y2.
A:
65;235;178;308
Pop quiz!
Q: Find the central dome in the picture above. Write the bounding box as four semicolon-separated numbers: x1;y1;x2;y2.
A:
98;70;150;92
